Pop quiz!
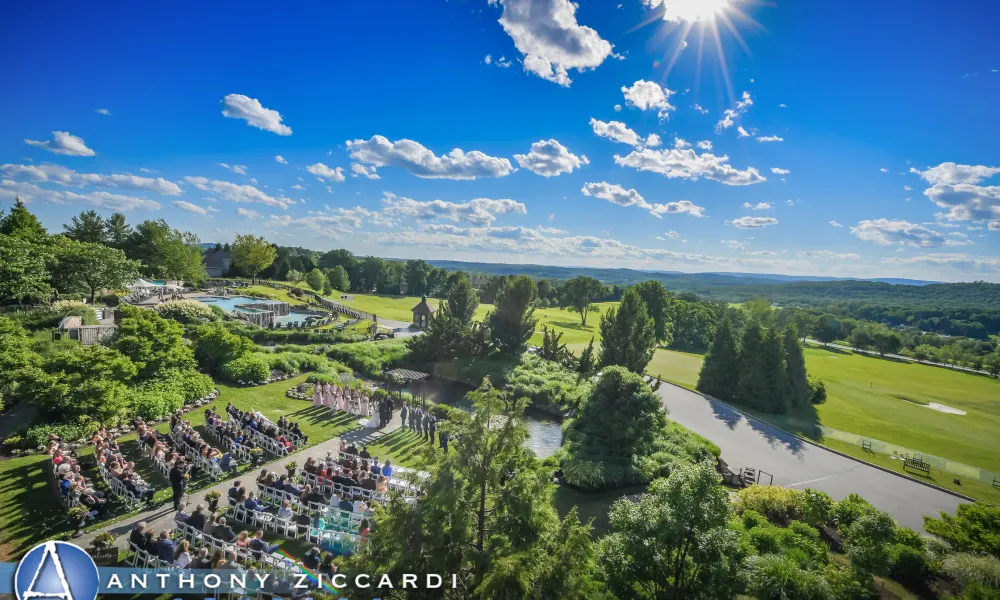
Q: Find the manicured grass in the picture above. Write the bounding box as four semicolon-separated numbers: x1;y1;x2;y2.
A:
645;346;1000;496
0;373;358;560
337;293;437;322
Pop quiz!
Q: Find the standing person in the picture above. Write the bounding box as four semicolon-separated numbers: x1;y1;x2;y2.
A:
411;408;421;433
428;416;436;445
422;411;430;440
400;402;408;430
169;459;187;511
440;429;449;454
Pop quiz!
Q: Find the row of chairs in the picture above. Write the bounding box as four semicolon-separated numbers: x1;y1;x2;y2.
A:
225;504;363;556
243;410;306;451
96;461;145;510
47;456;81;509
337;450;429;481
168;429;225;480
204;423;254;463
225;406;292;457
173;522;299;577
255;485;367;535
298;471;406;504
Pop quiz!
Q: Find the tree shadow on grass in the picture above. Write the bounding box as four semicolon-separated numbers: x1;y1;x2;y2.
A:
547;320;595;332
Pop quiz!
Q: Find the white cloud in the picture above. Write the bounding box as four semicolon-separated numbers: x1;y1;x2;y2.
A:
24;131;96;157
880;168;889;173
672;137;689;149
989;221;1000;231
830;220;844;227
350;163;380;180
173;201;208;216
589;118;646;147
0;163;182;195
0;180;160;211
613;104;622;112
785;199;795;206
346;135;513;180
722;240;777;256
910;162;1000;185
489;0;614;87
665;230;680;240
237;208;261;219
779;103;788;108
883;253;1000;274
757;135;784;143
291;184;305;190
737;126;751;138
581;181;705;218
221;94;292;136
729;216;779;229
850;219;966;248
139;168;152;173
742;202;772;211
514;139;589;177
220;163;248;175
614;147;766;186
904;185;912;191
694;104;709;114
484;54;512;68
183;176;294;209
646;134;663;148
924;183;1000;222
274;155;288;164
621;80;676;118
797;250;860;260
380;192;527;227
771;167;790;175
95;109;111;116
715;91;753;132
306;163;346;183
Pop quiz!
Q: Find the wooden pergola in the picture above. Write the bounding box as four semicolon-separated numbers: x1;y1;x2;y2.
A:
384;368;431;409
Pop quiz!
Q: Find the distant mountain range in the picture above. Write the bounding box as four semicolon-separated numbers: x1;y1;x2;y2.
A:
422;260;941;287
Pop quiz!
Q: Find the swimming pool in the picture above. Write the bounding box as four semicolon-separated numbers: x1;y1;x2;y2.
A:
195;296;315;325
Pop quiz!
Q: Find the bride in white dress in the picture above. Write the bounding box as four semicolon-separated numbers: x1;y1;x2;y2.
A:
362;395;380;428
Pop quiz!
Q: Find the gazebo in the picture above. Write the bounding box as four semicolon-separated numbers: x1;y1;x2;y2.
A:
411;295;436;329
384;368;431;408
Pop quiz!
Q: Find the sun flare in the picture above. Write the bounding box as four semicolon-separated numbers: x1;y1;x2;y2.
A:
662;0;732;23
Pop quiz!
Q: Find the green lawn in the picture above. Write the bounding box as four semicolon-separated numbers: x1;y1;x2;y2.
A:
645;346;1000;493
0;373;359;561
337;293;436;322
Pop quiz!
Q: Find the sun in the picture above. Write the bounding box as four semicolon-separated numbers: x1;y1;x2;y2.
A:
662;0;733;23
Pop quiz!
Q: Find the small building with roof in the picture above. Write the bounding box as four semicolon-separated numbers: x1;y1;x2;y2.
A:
411;295;436;329
202;249;232;277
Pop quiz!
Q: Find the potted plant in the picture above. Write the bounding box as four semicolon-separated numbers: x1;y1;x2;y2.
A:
285;460;298;478
250;447;264;466
205;490;222;512
68;506;89;538
91;531;116;549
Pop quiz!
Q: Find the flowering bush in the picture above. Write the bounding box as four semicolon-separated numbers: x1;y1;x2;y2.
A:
154;299;219;324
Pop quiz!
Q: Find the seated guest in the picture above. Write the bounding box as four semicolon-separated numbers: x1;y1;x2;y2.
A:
303;457;318;475
359;445;371;459
249;530;279;555
353;497;368;514
220;452;236;473
203;514;218;537
382;460;393;478
228;481;243;504
156;530;176;564
243;492;268;512
290;423;307;443
302;547;322;571
338;495;354;513
280;475;302;496
142;528;158;555
277;500;294;521
128;522;147;548
214;517;236;542
190;547;211;569
328;492;342;508
360;473;377;491
186;504;207;530
346;443;358;455
256;469;269;487
174;502;191;524
236;531;250;549
302;484;324;505
173;540;192;569
319;553;337;579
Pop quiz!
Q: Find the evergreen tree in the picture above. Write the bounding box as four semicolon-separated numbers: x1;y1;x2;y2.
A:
538;326;571;365
576;337;597;378
633;280;673;343
599;288;656;374
783;325;810;407
104;212;132;249
737;326;788;413
63;210;107;244
696;317;741;402
447;276;479;326
488;275;537;356
0;197;47;240
736;322;763;408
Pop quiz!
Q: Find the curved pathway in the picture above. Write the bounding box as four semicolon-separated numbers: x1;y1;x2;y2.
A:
657;383;967;531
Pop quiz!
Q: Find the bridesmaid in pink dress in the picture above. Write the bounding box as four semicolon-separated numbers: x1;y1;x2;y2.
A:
337;387;348;413
312;384;323;408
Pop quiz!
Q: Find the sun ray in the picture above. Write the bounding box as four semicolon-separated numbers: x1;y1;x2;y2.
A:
710;16;735;105
719;12;752;57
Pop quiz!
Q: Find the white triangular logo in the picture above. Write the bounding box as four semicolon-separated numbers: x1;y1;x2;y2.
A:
22;542;73;600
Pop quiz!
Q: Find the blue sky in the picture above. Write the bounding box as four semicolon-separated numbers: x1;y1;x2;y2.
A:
2;0;998;281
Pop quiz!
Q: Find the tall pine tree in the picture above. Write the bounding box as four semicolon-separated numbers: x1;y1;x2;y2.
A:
783;325;809;407
736;322;764;407
599;288;656;374
488;275;537;356
756;327;789;413
696;317;741;402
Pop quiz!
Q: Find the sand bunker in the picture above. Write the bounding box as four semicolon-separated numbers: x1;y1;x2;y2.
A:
925;402;966;415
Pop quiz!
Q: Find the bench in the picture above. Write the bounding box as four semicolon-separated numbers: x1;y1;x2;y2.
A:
993;476;1000;491
903;457;930;476
861;440;872;452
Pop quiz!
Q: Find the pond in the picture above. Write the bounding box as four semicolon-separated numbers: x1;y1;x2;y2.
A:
196;296;314;326
418;379;564;458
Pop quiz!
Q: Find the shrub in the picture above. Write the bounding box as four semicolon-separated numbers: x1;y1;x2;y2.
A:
221;355;271;383
327;340;409;377
10;304;98;330
889;544;929;586
741;510;770;531
505;353;591;411
24;423;91;447
154;299;219;324
924;503;1000;559
799;488;835;528
92;532;116;549
3;435;23;448
429;403;465;421
745;555;833;600
736;486;803;524
265;352;327;375
833;493;876;530
191;322;255;373
808;375;827;404
940;553;1000;592
305;362;353;385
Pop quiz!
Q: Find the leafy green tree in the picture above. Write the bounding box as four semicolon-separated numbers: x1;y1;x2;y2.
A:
872;328;902;356
812;314;841;347
126;219;206;282
50;238;141;303
347;380;599;600
104;212;133;249
38;345;137;424
744;296;775;326
0;197;47;240
0;234;52;303
696;317;741;402
190;322;255;373
633;280;673;343
63;210;107;243
488;275;537;356
599;288;656;374
112;304;197;381
844;510;897;580
598;461;743;600
985;353;1000;378
328;265;350;292
358;255;387;292
560;276;604;326
0;317;42;405
924;504;1000;558
576;337;597;378
230;233;277;284
404;259;434;296
783;325;810;407
667;298;716;351
304;267;326;292
849;323;875;350
285;269;304;284
447;276;479;326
